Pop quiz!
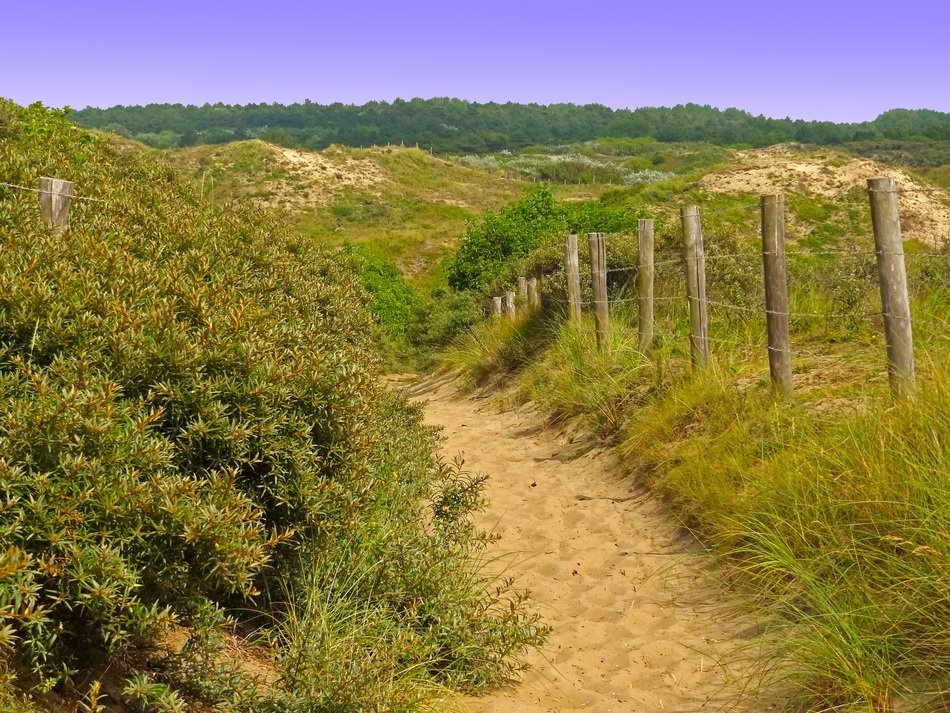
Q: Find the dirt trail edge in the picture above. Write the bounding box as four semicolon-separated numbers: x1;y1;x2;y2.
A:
403;374;774;713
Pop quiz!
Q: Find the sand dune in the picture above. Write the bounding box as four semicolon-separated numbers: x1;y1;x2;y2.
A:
701;145;950;247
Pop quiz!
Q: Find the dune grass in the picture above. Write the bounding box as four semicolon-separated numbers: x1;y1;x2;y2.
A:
443;241;950;710
164;141;526;283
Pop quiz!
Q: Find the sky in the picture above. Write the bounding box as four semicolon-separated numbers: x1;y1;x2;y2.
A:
2;0;948;123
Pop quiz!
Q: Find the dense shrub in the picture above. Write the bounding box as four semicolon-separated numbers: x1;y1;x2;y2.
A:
447;186;567;291
447;186;646;295
341;244;421;364
408;289;485;355
0;101;545;707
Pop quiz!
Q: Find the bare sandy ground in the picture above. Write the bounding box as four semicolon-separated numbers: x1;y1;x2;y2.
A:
403;374;774;713
701;145;950;247
274;146;386;205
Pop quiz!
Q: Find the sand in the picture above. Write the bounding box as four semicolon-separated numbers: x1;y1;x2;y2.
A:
273;146;386;205
404;374;774;713
701;145;950;248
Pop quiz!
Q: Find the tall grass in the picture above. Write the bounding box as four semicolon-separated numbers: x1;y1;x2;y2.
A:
635;363;950;711
440;308;554;387
520;314;655;434
443;235;950;710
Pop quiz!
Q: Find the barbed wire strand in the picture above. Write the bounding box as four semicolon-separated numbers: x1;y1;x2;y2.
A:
541;289;898;323
0;180;108;204
585;250;950;281
677;203;762;217
704;334;764;348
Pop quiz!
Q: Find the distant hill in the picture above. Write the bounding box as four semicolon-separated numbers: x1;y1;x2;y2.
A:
69;99;950;153
162;140;526;277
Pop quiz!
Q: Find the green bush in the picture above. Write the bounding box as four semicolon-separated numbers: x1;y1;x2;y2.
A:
344;245;420;341
447;186;647;303
408;289;485;356
447;186;567;291
0;101;544;708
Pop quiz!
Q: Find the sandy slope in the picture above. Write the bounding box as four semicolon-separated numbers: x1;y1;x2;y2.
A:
403;375;774;713
701;145;950;247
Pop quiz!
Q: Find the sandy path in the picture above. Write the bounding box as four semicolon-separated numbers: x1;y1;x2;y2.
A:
403;374;767;713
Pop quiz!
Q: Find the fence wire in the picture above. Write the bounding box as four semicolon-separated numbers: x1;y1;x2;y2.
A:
0;180;108;203
497;212;948;377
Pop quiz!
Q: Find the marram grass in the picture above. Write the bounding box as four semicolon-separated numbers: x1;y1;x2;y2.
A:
443;204;950;711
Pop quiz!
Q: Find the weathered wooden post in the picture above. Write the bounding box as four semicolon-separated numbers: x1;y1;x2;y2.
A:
681;206;709;368
761;195;793;397
505;290;516;318
588;232;609;350
39;177;75;235
565;234;582;322
518;276;528;305
637;219;654;354
868;177;915;399
492;296;503;318
527;277;539;309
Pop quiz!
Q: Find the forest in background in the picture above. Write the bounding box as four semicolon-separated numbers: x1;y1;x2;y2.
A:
69;99;950;156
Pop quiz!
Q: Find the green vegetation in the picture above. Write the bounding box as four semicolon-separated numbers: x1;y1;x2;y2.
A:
299;148;521;273
340;243;423;367
461;137;733;184
0;101;546;711
620;363;950;712
440;173;950;710
842;139;950;190
70;100;950;153
448;187;568;291
458;151;674;186
447;185;646;293
18;92;949;710
161;141;526;283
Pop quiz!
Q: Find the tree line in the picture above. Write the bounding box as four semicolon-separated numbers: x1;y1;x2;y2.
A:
68;99;950;153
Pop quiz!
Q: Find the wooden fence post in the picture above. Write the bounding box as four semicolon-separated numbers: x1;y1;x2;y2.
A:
518;276;528;305
527;277;539;309
565;234;582;322
588;232;609;350
505;291;516;318
761;194;793;397
39;177;75;235
637;218;654;354
492;296;503;318
868;177;915;399
681;206;709;368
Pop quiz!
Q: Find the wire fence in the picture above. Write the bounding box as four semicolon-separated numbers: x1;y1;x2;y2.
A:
0;180;108;203
491;181;948;399
7;173;945;399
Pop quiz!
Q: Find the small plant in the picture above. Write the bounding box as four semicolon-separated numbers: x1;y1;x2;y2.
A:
123;673;187;713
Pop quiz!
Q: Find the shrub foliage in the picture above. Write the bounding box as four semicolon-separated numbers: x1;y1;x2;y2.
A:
0;101;545;708
447;186;645;294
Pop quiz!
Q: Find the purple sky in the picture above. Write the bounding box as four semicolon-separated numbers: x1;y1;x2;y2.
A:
2;0;947;122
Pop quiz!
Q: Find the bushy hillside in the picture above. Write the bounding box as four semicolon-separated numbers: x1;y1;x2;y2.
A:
0;101;545;711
